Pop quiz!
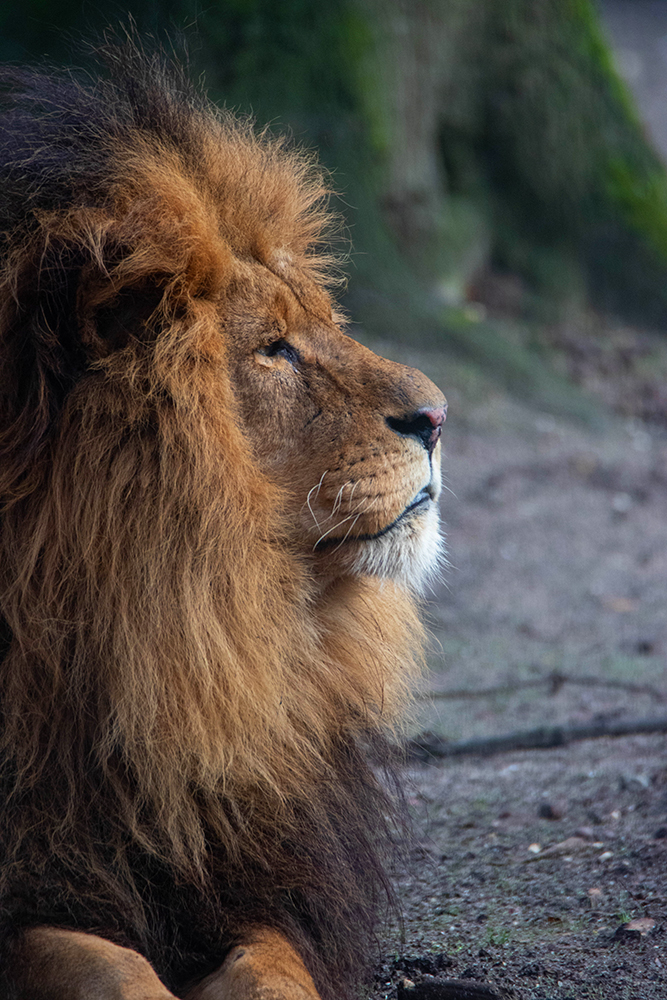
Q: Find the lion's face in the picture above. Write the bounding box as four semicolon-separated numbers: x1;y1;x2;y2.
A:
227;260;446;590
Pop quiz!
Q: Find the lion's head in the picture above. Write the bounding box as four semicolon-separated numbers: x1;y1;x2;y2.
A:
227;259;446;588
0;39;445;996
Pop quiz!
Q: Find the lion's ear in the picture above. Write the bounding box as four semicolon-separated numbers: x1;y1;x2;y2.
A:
80;282;166;356
0;246;164;504
0;238;88;503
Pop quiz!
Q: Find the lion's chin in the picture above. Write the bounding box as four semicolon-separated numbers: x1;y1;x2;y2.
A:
345;500;445;592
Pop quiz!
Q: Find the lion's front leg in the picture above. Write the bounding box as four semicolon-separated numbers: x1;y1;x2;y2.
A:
10;927;177;1000
184;928;321;1000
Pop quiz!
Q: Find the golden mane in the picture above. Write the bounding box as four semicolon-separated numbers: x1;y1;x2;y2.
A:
0;39;423;997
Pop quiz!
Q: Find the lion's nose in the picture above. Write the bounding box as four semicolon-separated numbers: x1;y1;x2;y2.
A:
386;403;447;457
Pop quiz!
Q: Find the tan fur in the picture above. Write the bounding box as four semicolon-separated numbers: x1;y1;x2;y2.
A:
14;928;176;1000
186;929;321;1000
0;43;446;999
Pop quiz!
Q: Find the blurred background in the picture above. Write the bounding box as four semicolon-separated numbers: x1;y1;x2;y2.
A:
3;0;666;741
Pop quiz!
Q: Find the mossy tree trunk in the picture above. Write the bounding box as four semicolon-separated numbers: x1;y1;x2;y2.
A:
350;0;667;326
3;0;667;330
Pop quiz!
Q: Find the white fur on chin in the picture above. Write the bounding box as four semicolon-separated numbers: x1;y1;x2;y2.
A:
349;501;446;594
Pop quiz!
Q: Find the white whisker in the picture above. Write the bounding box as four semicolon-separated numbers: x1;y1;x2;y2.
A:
313;470;327;499
304;470;328;530
313;483;375;552
331;479;359;520
330;482;348;519
313;512;358;548
313;497;368;549
329;509;365;553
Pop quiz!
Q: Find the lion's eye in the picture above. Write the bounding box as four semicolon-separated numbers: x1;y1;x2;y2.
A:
255;339;300;368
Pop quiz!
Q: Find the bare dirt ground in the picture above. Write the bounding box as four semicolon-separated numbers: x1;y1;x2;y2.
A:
362;327;667;1000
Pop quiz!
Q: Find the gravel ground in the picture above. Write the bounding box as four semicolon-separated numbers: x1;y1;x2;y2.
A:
362;332;667;1000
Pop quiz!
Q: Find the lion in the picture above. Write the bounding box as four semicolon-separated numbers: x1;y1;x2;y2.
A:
0;38;446;1000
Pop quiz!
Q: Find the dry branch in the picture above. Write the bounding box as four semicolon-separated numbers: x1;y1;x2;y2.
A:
407;716;667;762
422;670;666;703
398;978;506;1000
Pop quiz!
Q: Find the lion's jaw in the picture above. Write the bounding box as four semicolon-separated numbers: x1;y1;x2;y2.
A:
229;264;446;592
334;444;444;591
298;434;444;593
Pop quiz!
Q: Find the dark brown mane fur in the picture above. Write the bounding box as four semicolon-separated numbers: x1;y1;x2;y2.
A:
0;38;422;998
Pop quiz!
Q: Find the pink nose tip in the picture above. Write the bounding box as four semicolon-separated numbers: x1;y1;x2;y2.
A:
420;404;447;429
420;404;447;455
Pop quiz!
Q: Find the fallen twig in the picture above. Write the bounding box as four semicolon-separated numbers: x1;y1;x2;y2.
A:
421;670;666;702
407;716;667;762
398;979;506;1000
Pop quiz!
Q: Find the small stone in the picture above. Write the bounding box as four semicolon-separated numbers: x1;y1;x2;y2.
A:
654;826;667;839
614;917;656;940
587;887;603;909
619;773;651;791
611;492;633;514
601;596;637;613
625;917;656;936
538;802;562;820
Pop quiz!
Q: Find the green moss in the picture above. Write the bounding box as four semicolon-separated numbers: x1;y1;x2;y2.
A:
605;159;667;260
480;0;667;321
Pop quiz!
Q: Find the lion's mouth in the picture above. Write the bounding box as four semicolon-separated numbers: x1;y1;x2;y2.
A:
313;487;433;551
